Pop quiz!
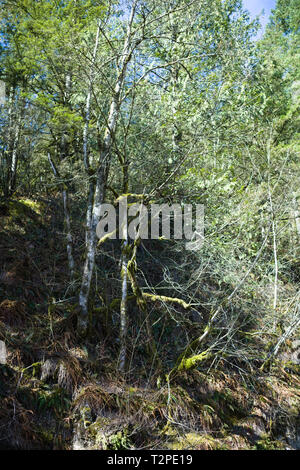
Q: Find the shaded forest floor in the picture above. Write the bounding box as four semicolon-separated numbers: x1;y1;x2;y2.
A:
0;197;299;450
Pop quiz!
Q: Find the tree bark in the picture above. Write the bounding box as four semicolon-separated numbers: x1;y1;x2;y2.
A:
83;22;101;248
47;152;75;281
78;1;138;336
293;194;300;239
8;115;21;195
119;239;129;372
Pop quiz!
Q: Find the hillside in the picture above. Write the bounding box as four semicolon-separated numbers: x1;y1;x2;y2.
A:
0;0;299;452
0;197;299;450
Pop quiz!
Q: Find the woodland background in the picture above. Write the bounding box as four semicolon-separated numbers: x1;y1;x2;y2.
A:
0;0;299;450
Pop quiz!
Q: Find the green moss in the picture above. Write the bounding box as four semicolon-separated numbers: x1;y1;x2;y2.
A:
142;293;190;310
254;434;286;450
177;350;211;371
88;421;132;450
18;198;44;215
36;386;71;415
78;405;93;428
37;428;55;445
7;199;43;218
166;431;225;450
89;417;111;436
105;430;132;450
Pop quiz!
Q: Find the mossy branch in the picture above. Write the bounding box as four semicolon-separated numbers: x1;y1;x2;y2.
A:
97;229;117;246
115;193;148;203
166;348;212;382
142;293;190;310
177;349;211;371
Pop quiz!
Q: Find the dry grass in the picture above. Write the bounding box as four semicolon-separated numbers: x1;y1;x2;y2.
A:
0;300;27;327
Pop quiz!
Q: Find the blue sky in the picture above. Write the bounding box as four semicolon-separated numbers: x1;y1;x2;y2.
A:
243;0;277;35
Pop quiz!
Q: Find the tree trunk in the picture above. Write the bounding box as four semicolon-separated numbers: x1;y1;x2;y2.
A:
119;172;129;372
8;117;21;195
78;1;138;336
293;194;300;239
83;22;101;248
83;21;100;172
119;239;129;372
62;188;75;281
47;153;75;282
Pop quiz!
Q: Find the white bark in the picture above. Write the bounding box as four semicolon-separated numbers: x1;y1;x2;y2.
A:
78;1;138;336
8;90;22;195
9;119;20;194
119;237;129;372
83;21;101;172
293;194;300;239
267;140;278;326
83;22;101;247
272;306;300;359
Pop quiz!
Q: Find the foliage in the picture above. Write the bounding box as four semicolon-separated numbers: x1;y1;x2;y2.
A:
0;0;299;450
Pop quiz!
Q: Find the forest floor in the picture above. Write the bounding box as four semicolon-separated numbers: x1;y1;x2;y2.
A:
0;197;299;450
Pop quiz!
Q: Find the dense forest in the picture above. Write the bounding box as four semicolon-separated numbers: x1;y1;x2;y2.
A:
0;0;299;451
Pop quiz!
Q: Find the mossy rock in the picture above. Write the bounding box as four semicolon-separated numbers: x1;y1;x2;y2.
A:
102;429;132;450
80;418;133;450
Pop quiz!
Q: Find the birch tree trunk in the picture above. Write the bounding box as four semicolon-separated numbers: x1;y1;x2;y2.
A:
8;115;21;195
118;164;130;371
265;135;279;333
78;1;138;336
83;21;101;247
7;87;28;196
119;234;129;372
293;194;300;239
171;24;181;160
83;21;100;173
3;87;21;197
4;87;14;196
